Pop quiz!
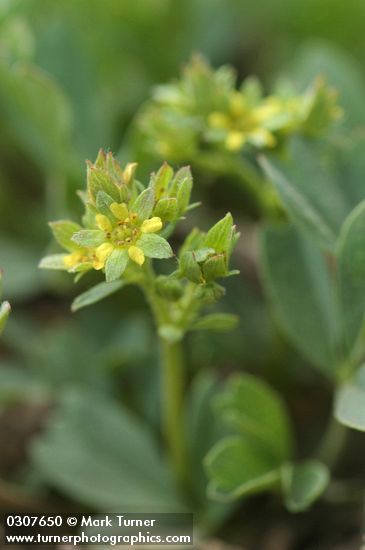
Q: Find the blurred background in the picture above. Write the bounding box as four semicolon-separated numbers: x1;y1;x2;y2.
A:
1;1;365;548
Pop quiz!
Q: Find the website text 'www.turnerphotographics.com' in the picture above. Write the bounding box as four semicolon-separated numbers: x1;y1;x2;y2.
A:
2;513;193;546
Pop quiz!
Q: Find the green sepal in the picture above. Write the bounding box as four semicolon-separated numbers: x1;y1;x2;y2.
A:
87;164;121;204
151;162;174;197
96;191;118;221
205;213;234;253
105;249;129;282
39;254;68;270
179;251;202;283
154;197;178;221
138;234;173;259
202;253;228;282
72;230;105;248
49;220;82;251
131;187;154;219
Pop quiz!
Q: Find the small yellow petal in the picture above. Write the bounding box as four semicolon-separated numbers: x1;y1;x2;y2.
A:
95;242;114;262
93;260;105;270
96;214;112;232
128;245;145;266
140;217;163;234
225;131;246;151
123;162;137;185
63;251;82;268
110;202;129;220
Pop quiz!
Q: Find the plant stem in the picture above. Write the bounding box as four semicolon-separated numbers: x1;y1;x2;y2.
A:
140;261;188;487
316;414;347;470
159;336;187;487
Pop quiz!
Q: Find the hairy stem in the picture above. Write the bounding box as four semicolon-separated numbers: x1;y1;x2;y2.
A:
141;261;188;487
159;336;187;486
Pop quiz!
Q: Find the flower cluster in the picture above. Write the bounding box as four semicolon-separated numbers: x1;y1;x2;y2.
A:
138;55;342;161
40;151;193;282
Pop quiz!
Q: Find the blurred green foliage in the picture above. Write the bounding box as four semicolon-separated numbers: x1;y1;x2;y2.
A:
2;0;365;545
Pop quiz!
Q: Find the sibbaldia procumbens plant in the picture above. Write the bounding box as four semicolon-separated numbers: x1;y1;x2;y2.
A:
39;149;239;487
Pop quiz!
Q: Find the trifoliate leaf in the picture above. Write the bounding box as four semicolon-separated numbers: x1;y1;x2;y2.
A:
281;460;329;513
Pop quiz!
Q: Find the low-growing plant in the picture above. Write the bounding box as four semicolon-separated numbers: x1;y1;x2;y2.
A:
31;54;365;541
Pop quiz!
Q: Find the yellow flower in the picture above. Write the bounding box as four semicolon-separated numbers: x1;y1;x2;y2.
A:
88;200;164;271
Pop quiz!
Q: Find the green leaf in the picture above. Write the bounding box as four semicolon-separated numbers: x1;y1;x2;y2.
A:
259;138;348;248
71;281;124;312
205;436;280;501
216;373;292;463
186;372;230;525
205;213;234;253
281;460;329;513
335;365;365;431
260;223;339;374
337;201;365;358
30;390;183;512
39;254;68;270
0;301;11;335
49;220;82;251
71;230;105;248
131;187;154;219
138;234;173;259
105;249;129;283
191;313;239;332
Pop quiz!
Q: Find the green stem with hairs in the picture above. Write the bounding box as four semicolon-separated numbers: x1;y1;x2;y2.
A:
140;261;188;487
